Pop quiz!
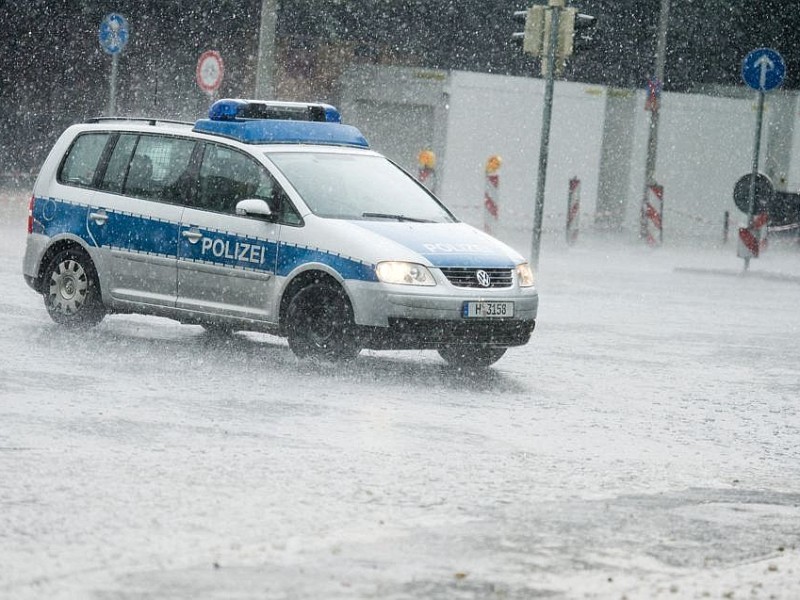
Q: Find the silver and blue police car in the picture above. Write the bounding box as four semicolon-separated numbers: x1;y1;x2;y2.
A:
23;99;538;367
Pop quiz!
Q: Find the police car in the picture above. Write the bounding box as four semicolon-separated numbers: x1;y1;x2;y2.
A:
23;99;538;367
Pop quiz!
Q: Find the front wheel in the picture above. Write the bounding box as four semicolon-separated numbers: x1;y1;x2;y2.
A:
285;281;360;361
438;345;507;368
42;248;105;327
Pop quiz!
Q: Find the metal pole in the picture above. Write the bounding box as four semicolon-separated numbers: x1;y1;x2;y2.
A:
255;0;278;99
108;53;118;116
530;1;561;269
640;0;670;238
744;90;766;271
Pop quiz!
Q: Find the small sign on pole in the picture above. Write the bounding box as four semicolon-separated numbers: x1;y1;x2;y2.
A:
196;50;225;97
99;13;130;116
99;13;129;55
644;78;662;112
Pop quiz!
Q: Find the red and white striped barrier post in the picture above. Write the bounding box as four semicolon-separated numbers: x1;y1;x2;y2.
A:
723;210;730;245
566;176;580;245
417;149;437;193
643;183;664;246
737;211;768;261
483;155;501;234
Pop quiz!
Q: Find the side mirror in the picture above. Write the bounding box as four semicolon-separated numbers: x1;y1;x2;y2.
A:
235;198;273;219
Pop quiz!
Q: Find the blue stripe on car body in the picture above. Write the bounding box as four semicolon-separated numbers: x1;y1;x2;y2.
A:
32;196;378;282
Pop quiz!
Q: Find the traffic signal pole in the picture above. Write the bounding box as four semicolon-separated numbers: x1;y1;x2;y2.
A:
530;0;563;269
514;1;595;268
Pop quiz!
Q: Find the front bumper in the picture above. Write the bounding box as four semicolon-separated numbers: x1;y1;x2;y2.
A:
347;279;539;349
359;317;536;350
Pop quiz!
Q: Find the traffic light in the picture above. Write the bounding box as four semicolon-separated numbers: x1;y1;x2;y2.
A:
512;5;597;61
573;12;598;46
557;7;576;60
511;6;546;57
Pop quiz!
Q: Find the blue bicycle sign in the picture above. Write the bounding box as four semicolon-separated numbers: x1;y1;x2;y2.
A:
99;13;130;55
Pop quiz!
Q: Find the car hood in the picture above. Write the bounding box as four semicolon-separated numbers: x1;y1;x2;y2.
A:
351;220;523;268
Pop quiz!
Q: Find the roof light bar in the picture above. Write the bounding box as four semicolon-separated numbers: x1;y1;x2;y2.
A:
193;119;369;148
208;99;341;123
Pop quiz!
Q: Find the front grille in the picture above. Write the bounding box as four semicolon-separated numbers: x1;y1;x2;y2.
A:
439;267;513;289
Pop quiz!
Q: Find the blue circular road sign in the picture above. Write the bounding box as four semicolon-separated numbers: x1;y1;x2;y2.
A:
742;48;786;92
99;13;130;55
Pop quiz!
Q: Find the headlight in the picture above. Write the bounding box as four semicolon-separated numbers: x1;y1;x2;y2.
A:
376;261;436;286
516;263;535;287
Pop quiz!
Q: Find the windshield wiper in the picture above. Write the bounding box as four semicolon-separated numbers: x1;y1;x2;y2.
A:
361;212;432;223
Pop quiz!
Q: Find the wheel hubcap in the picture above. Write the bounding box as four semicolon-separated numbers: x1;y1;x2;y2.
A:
49;259;89;315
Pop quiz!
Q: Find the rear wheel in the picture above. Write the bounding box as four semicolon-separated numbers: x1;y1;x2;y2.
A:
438;345;507;368
286;281;360;361
43;248;105;327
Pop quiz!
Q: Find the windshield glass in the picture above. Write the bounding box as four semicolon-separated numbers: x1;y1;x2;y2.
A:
266;152;456;223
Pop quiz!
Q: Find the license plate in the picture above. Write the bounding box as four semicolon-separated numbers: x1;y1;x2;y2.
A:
462;301;514;318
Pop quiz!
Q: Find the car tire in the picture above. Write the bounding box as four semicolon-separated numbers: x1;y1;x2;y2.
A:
42;248;105;327
438;345;507;368
286;281;360;361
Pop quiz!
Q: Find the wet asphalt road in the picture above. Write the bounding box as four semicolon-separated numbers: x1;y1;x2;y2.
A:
2;190;799;599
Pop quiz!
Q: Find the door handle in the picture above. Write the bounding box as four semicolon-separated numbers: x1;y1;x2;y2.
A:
89;210;108;225
182;229;203;244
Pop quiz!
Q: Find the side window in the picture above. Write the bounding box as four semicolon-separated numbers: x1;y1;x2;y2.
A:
197;144;300;224
122;135;197;202
58;133;110;187
99;134;137;194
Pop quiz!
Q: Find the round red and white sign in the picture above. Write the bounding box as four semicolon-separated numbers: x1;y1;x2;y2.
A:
196;50;224;93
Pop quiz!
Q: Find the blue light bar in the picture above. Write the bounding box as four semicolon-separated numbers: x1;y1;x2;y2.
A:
208;99;341;123
194;98;367;147
193;118;370;148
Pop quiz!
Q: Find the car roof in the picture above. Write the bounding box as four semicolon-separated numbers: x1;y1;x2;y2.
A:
77;99;370;150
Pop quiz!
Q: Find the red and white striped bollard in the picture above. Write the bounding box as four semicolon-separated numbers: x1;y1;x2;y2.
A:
566;177;580;245
643;184;664;246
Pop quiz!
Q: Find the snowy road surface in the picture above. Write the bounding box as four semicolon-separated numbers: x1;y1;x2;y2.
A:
1;189;799;599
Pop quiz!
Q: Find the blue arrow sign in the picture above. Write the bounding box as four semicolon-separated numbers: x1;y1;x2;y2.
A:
742;48;786;92
99;13;130;55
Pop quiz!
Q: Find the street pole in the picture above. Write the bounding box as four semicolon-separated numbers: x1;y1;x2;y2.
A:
530;0;563;270
744;90;766;271
640;0;670;238
108;53;118;116
255;0;278;99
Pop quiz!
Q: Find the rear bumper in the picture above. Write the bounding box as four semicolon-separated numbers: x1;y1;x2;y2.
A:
22;233;50;291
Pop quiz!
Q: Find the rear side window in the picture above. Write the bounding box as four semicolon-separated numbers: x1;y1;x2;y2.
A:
58;133;110;187
99;134;137;194
122;135;197;202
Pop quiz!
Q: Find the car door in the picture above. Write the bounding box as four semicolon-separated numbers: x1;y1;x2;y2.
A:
176;143;285;322
88;133;197;307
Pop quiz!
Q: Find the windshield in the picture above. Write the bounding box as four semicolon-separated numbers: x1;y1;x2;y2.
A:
266;152;456;223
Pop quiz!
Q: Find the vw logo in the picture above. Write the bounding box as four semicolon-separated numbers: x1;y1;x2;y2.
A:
475;269;491;288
